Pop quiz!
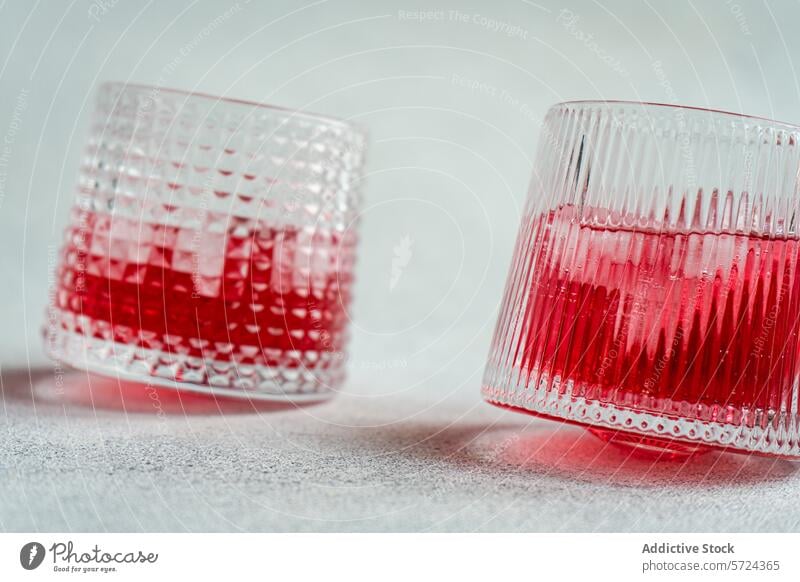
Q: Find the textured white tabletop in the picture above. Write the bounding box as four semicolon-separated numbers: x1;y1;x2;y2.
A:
3;367;799;532
2;0;800;532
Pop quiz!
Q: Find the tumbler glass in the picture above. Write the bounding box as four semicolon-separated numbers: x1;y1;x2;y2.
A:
483;101;800;457
45;83;366;401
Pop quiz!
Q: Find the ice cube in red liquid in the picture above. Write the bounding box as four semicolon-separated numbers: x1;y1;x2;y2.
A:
53;208;351;364
514;204;800;451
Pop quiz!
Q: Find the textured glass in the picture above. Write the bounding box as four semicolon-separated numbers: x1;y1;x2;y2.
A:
483;101;800;457
45;83;366;401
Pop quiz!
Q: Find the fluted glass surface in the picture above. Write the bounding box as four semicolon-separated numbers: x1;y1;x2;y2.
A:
483;101;800;457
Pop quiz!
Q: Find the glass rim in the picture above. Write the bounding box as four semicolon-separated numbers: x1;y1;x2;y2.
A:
554;99;800;132
100;81;368;135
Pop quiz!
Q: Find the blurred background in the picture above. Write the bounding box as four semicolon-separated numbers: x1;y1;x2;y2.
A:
3;0;797;403
3;0;800;532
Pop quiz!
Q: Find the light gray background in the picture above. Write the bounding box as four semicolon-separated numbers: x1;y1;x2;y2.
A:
2;0;800;531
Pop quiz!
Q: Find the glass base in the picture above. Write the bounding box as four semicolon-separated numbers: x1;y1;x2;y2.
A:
482;366;800;459
586;427;712;460
33;370;315;414
45;326;340;403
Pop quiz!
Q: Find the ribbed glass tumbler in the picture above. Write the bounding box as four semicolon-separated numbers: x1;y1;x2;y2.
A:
45;83;366;401
483;101;800;457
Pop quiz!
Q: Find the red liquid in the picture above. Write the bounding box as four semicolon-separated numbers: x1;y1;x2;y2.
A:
54;208;351;364
519;205;800;423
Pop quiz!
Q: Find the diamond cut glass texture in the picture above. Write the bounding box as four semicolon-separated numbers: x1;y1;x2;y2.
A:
45;83;366;401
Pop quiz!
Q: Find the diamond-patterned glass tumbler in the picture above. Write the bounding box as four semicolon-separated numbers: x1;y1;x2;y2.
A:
483;101;800;457
45;83;366;401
